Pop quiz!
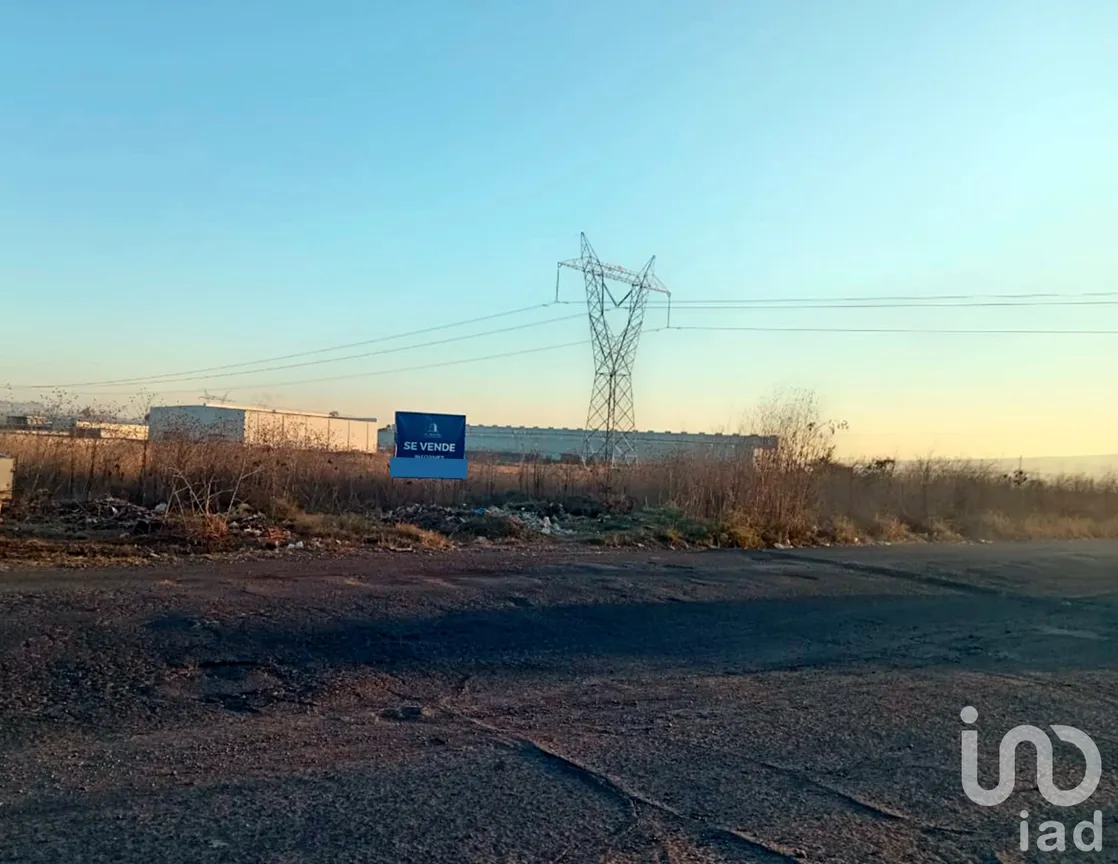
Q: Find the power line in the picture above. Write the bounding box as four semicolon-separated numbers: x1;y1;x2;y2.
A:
83;338;599;397
663;289;1118;304
19;311;582;390
145;322;1112;398
25;289;1115;391
24;302;559;389
647;299;1118;310
6;319;1106;405
10;289;1116;399
557;290;1118;310
669;325;1118;335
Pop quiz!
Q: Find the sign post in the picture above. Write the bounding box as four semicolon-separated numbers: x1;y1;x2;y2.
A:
389;412;468;480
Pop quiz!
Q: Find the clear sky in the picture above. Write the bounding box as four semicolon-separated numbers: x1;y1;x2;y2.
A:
2;0;1116;459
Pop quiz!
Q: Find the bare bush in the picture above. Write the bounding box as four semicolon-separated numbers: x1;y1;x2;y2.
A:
620;389;846;543
3;387;1117;545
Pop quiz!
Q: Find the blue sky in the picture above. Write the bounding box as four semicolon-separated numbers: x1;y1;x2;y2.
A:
2;0;1116;458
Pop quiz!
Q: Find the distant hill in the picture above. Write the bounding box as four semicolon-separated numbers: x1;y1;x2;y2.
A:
891;454;1118;479
985;455;1118;479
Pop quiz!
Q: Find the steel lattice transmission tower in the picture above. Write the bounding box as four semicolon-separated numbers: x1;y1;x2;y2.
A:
557;233;670;465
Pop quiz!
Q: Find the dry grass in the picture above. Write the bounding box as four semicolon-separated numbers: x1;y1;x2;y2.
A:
389;523;454;550
276;509;452;549
961;512;1118;542
173;513;231;543
868;515;915;543
823;515;861;544
4;396;1117;548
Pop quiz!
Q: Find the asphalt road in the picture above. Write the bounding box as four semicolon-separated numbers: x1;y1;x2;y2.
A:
2;541;1117;863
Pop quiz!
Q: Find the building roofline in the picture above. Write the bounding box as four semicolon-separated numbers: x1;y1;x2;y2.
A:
377;422;773;440
152;404;377;423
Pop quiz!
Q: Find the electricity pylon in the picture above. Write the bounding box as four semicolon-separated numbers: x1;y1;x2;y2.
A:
557;233;670;465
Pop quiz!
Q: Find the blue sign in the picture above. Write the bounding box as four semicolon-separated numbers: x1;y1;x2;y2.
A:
390;412;468;479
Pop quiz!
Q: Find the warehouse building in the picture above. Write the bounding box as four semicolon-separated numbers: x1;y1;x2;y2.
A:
1;415;149;440
4;414;49;430
148;404;378;453
376;423;777;463
66;419;149;440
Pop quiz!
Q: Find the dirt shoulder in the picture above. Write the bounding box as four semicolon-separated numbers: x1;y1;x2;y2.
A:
3;491;1023;573
0;494;791;571
2;542;1117;863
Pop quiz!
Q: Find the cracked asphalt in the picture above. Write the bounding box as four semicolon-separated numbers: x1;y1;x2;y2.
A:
1;541;1117;863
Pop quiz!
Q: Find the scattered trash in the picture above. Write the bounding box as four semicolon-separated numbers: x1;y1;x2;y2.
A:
383;502;570;538
1;495;613;562
9;496;166;535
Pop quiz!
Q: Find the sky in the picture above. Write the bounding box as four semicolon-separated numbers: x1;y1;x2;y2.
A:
2;0;1116;459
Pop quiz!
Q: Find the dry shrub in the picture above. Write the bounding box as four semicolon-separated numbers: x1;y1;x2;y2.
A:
716;518;765;549
171;513;231;545
588;532;627;548
824;515;861;544
0;432;600;514
280;510;375;541
923;517;962;542
387;523;453;550
961;512;1118;542
626;389;845;544
595;509;764;550
4;388;1118;547
868;515;914;542
266;506;451;549
0;432;146;502
452;513;528;541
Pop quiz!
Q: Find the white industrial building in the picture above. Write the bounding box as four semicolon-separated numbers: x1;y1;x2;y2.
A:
2;415;149;440
67;420;149;440
377;423;777;462
148;404;378;453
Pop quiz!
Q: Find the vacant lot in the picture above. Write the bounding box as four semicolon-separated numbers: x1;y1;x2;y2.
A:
5;430;1117;549
2;541;1116;862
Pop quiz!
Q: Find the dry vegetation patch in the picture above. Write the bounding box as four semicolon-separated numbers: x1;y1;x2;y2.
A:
3;391;1116;559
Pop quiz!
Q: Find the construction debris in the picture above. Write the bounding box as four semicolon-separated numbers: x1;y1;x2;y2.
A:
1;494;601;567
8;496;167;535
383;503;572;538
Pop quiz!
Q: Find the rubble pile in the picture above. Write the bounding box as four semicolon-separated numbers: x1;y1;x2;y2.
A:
15;496;167;536
3;494;592;566
384;502;573;539
228;515;296;549
10;493;592;545
226;511;279;539
487;505;570;536
386;504;471;535
3;496;296;548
